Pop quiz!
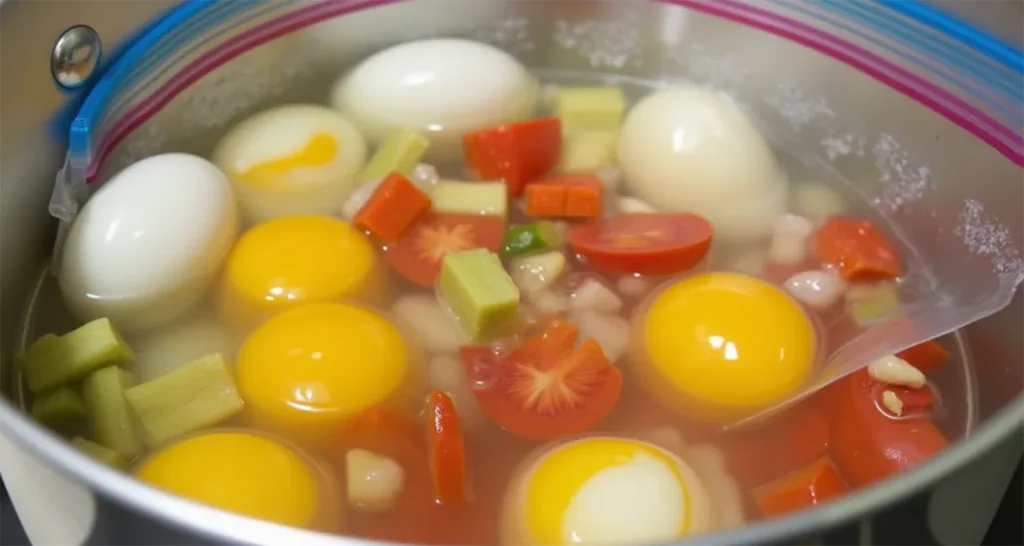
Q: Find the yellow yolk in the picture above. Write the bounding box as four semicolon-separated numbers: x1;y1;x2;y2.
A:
135;431;332;529
235;303;412;446
506;437;713;546
217;215;383;330
237;134;338;190
635;272;816;423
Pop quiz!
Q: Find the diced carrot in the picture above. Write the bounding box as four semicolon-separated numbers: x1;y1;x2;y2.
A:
524;176;603;219
524;184;567;217
896;340;950;374
463;117;562;197
753;457;850;517
815;217;902;281
354;173;431;241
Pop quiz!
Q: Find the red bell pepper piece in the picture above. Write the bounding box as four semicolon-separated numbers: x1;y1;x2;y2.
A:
753;457;850;517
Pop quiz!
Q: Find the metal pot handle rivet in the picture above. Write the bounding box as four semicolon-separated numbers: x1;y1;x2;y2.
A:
51;25;102;91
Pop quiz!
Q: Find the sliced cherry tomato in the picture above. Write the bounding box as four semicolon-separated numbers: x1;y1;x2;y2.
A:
461;322;623;440
720;406;830;488
424;390;469;505
815;217;903;281
568;213;713;276
896;339;951;375
384;212;504;287
463;117;561;197
824;369;948;487
753;457;850;517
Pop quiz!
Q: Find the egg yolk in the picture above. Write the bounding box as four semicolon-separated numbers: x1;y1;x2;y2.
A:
637;272;816;423
235;303;411;446
518;438;694;546
237;133;338;190
135;432;328;529
217;215;383;329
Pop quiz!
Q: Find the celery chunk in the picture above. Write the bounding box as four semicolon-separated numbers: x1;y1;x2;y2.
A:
82;366;142;459
18;318;134;393
71;437;127;468
553;87;626;132
558;131;618;174
31;386;86;431
440;249;520;340
359;128;430;182
124;353;244;448
431;182;508;218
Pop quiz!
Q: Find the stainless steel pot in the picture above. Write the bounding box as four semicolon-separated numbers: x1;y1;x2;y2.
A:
2;1;1022;545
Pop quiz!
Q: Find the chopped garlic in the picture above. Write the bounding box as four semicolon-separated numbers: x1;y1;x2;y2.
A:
510;251;566;294
783;269;847;310
533;290;570;315
574;311;629;363
346;448;405;512
571;278;623;314
768;213;815;266
868;355;926;388
881;390;904;417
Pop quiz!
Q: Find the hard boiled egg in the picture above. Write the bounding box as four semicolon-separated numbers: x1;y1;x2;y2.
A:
58;153;237;335
630;272;817;424
331;38;538;160
617;87;787;244
135;430;340;530
213;104;367;224
235;303;417;447
502;437;716;545
216;215;384;330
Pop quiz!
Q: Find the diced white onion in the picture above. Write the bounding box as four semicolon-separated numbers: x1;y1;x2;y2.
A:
868;355;926;388
428;356;485;431
617;196;658;214
684;444;746;528
783;269;846;310
510;251;566;294
533;290;570;315
571;278;623;314
768;213;815;266
391;294;468;354
616;275;651;299
410;163;439;192
346;448;405;512
574;311;629;363
793;183;845;225
881;390;904;417
341;177;383;220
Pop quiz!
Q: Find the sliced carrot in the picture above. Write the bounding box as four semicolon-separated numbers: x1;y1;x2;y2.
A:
353;172;431;242
896;340;951;375
524;184;567;218
815;217;902;281
524;176;603;219
753;457;850;517
424;390;469;505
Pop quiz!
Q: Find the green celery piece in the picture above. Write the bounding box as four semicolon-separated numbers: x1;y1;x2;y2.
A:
82;366;142;459
359;128;430;182
848;282;901;327
553;87;626;132
431;181;508;218
31;386;86;431
124;353;244;448
502;221;563;257
440;249;520;341
18;318;134;393
558;131;618;174
71;436;127;468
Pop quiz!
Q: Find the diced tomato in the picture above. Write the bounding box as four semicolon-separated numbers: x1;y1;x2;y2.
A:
815;217;903;281
568;213;713;276
896;340;951;375
460;322;623;440
753;457;850;517
824;369;948;487
424;390;469;505
384;213;504;287
463;117;561;197
719;406;830;488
